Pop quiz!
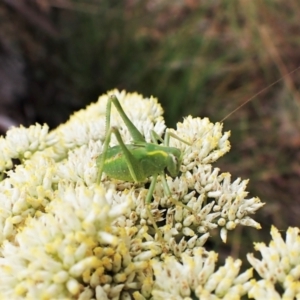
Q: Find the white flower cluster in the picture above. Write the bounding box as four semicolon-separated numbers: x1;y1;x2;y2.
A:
0;124;57;173
52;89;166;158
0;90;271;299
152;117;264;244
152;249;253;300
248;226;300;299
0;184;133;299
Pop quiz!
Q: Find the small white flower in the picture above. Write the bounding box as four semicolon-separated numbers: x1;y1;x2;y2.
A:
247;226;300;299
169;116;231;168
152;249;251;299
6;124;56;158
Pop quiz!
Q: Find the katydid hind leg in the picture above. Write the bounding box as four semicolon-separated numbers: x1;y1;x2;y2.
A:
110;95;145;144
97;95;146;184
97;127;113;184
97;127;143;183
97;98;114;184
110;127;143;183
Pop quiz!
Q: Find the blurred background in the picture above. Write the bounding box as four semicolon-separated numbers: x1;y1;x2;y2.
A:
1;0;300;262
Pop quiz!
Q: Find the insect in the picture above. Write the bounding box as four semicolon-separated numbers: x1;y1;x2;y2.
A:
96;95;191;237
96;67;300;239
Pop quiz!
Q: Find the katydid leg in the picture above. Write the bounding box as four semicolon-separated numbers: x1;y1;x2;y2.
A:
110;95;145;143
97;127;141;184
144;174;163;240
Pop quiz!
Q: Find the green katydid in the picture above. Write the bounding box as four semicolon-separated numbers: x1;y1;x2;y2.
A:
96;95;191;237
96;67;300;240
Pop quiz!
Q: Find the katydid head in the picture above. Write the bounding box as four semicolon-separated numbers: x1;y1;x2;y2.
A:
163;129;192;177
165;147;182;177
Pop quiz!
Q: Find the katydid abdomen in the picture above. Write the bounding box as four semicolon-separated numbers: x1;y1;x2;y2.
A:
97;143;182;182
